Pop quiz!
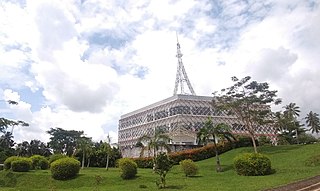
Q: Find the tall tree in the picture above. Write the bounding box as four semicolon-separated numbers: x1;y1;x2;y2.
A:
76;136;93;169
212;76;281;153
47;127;84;156
196;118;235;172
137;128;171;169
283;103;300;119
305;111;320;134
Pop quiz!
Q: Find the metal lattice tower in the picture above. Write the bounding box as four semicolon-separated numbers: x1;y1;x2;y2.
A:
174;34;196;96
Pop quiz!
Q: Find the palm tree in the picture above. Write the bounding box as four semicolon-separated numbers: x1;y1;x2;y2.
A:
137;128;171;158
103;134;112;170
283;103;300;120
76;136;93;169
196;118;235;172
137;128;171;169
305;111;320;134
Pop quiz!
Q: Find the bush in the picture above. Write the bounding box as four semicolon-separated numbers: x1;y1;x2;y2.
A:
118;158;137;180
49;154;67;164
11;158;32;172
180;159;198;177
30;155;49;170
4;156;20;170
234;153;272;176
305;154;320;167
50;157;80;180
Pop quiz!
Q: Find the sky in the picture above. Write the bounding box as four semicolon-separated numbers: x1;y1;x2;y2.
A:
0;0;320;144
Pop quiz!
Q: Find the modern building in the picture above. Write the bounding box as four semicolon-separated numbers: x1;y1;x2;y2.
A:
118;36;277;157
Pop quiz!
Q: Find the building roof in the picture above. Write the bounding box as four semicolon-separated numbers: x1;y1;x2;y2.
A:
120;94;213;119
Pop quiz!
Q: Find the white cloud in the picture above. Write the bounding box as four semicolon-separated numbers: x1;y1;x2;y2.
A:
0;0;320;145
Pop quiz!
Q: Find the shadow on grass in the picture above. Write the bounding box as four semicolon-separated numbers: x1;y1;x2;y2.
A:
165;185;184;189
186;175;203;178
221;164;234;172
258;145;302;154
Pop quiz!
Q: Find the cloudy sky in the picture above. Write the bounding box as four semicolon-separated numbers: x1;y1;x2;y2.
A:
1;0;319;144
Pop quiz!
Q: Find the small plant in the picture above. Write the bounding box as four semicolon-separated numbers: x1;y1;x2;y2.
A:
234;153;272;176
305;154;320;166
118;158;137;180
30;155;49;170
3;156;20;170
155;153;173;189
50;157;80;180
179;159;198;177
11;158;32;172
93;175;102;191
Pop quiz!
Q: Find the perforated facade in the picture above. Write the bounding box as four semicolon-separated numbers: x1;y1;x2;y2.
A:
118;94;277;157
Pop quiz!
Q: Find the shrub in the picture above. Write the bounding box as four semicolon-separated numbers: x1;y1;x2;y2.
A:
118;158;137;180
50;157;80;180
179;159;198;177
133;157;153;168
11;158;32;172
155;153;173;188
49;154;67;164
234;153;272;176
4;156;20;170
30;155;49;170
305;154;320;167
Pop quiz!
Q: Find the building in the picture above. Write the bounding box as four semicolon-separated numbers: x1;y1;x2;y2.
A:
118;36;277;157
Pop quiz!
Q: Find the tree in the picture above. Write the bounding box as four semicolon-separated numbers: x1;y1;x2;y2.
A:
47;127;84;156
196;118;235;172
137;128;171;170
154;153;173;189
76;136;93;169
212;76;281;153
305;111;320;134
103;134;113;170
0;132;15;163
137;128;171;158
284;103;300;119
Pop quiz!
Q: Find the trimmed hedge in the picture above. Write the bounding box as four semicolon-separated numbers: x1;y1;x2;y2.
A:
234;153;272;176
49;154;67;165
50;157;80;180
133;141;235;168
180;159;198;177
3;156;20;170
11;158;32;172
118;158;137;180
30;155;49;170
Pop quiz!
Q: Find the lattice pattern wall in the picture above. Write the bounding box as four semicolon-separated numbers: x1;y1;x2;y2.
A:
118;95;277;157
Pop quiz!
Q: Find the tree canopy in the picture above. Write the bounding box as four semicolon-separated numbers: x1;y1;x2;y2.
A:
212;76;281;153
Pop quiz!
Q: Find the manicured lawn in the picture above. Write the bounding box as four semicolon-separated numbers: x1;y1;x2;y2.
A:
1;144;320;191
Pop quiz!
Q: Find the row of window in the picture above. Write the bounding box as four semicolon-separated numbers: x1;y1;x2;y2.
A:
119;106;220;129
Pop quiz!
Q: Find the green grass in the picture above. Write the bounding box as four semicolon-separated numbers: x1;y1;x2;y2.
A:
1;144;320;191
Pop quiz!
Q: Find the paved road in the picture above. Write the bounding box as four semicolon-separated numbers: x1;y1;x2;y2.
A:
266;175;320;191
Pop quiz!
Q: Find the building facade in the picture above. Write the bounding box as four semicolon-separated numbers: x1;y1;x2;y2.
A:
118;94;277;157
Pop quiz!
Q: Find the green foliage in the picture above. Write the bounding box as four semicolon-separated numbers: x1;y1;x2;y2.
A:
305;154;320;167
132;157;153;168
258;136;271;146
118;158;137;180
297;133;318;144
11;158;32;172
49;154;67;164
47;127;84;156
235;136;258;147
234;153;272;176
179;159;198;177
155;153;173;189
50;157;80;180
134;141;236;168
4;156;19;170
30;155;49;170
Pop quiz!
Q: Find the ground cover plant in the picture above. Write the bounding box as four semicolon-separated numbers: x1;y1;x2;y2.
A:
1;144;320;190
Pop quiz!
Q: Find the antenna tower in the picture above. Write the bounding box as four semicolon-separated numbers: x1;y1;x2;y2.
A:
173;34;196;95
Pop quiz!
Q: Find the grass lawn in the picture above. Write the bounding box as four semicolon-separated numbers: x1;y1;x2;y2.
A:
1;144;320;191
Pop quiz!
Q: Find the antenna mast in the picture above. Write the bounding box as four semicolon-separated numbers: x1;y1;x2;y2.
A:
173;33;196;96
